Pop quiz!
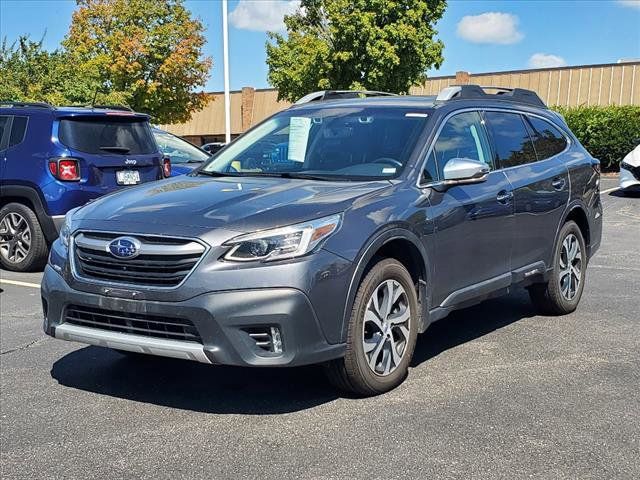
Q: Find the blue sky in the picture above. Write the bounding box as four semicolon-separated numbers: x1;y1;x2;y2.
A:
1;0;639;93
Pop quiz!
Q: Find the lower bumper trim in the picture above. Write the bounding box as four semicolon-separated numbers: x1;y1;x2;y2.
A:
54;323;212;364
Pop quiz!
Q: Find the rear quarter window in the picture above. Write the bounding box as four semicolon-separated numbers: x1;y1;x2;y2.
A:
526;116;568;160
58;117;157;155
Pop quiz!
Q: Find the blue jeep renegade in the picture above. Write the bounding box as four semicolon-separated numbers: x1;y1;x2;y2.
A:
0;102;168;271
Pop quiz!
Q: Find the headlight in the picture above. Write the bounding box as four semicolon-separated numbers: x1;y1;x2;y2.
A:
59;208;79;248
223;214;342;262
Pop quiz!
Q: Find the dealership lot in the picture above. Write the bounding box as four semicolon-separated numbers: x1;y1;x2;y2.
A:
1;176;638;479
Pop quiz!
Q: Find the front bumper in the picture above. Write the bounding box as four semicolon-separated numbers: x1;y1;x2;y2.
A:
42;266;345;367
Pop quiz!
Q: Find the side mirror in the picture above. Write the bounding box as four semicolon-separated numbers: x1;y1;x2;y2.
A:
440;157;489;186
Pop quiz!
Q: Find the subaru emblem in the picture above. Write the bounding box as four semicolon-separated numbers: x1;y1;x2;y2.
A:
108;236;141;259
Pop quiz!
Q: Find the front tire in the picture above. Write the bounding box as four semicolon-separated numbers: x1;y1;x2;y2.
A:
325;258;419;396
529;221;587;315
0;203;48;272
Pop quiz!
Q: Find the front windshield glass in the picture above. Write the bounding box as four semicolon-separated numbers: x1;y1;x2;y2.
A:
201;106;431;180
154;131;210;164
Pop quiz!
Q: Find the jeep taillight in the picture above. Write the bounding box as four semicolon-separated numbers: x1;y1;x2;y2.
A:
162;156;171;178
49;158;81;181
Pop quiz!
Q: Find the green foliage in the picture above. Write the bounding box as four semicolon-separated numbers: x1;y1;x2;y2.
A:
63;0;212;123
266;0;446;102
0;36;93;105
1;0;212;123
554;105;640;171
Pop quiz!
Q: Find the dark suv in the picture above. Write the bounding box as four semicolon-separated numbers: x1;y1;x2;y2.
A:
0;102;168;271
42;86;602;396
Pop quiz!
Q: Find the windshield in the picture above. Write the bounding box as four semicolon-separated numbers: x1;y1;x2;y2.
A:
58;117;157;155
154;131;210;164
201;106;431;180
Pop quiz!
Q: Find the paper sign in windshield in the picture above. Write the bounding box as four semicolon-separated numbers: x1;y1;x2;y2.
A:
288;117;312;162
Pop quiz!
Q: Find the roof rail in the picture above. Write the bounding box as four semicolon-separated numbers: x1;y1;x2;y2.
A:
435;85;547;108
0;100;54;109
294;90;396;105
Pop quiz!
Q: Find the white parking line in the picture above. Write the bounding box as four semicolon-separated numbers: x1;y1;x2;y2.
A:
0;279;41;289
600;186;620;195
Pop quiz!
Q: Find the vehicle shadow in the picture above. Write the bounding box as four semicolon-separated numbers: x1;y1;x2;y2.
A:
411;288;537;367
51;289;537;414
610;189;640;198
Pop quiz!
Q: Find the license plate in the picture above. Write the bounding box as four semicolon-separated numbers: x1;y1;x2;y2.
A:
116;170;141;185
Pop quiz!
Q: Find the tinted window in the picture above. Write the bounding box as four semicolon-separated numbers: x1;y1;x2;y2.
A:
485;111;537;168
203;107;430;180
59;117;157;155
432;111;493;176
526;116;568;160
0;116;9;149
8;116;28;147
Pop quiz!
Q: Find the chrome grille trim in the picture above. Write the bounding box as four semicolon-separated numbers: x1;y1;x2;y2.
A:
70;230;209;290
74;233;205;256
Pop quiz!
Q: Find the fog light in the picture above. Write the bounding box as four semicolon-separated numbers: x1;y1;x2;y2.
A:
270;326;283;354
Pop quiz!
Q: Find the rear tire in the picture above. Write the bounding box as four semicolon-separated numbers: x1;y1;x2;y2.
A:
528;221;586;315
0;203;48;272
325;258;419;396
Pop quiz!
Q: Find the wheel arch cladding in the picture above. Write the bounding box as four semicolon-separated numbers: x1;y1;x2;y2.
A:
565;206;590;250
341;230;430;341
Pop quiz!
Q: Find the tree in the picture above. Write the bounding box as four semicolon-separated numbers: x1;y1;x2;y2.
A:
63;0;212;123
0;36;92;105
266;0;446;102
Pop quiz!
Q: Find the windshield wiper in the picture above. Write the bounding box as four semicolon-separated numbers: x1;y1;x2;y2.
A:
280;172;346;181
224;172;343;181
100;146;130;154
195;170;239;177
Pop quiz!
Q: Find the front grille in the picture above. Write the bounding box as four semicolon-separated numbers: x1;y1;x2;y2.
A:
72;232;206;288
64;304;202;343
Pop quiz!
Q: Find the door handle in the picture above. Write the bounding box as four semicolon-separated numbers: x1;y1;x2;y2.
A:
496;190;513;204
552;177;566;190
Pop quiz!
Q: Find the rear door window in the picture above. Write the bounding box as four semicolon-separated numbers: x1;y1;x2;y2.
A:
484;111;537;168
0;115;10;150
58;117;157;155
8;116;28;148
526;116;568;160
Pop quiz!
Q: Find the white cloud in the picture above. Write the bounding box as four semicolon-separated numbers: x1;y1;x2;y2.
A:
229;0;300;32
528;53;567;69
456;12;524;45
617;0;640;9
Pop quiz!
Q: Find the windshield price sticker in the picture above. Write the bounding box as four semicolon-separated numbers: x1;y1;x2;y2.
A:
288;117;312;163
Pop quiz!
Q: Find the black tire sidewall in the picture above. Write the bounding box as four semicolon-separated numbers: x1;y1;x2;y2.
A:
345;259;419;394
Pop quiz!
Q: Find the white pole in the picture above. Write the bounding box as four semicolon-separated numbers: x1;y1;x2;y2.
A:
222;0;231;144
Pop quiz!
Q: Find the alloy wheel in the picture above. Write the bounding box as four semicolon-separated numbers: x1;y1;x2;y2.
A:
362;279;411;376
0;212;32;264
559;233;582;301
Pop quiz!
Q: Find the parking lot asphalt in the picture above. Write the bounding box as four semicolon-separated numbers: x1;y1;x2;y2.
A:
1;177;638;479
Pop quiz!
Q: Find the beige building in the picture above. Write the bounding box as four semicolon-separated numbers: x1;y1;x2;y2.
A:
160;61;640;145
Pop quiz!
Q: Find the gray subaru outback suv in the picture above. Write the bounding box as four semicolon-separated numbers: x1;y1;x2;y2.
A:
42;85;602;396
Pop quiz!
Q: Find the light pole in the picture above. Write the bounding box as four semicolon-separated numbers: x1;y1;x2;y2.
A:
222;0;231;144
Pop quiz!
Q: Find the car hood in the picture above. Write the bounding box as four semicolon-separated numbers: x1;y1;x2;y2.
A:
75;174;391;232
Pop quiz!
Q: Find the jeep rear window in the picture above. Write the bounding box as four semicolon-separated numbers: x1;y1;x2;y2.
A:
58;117;157;155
